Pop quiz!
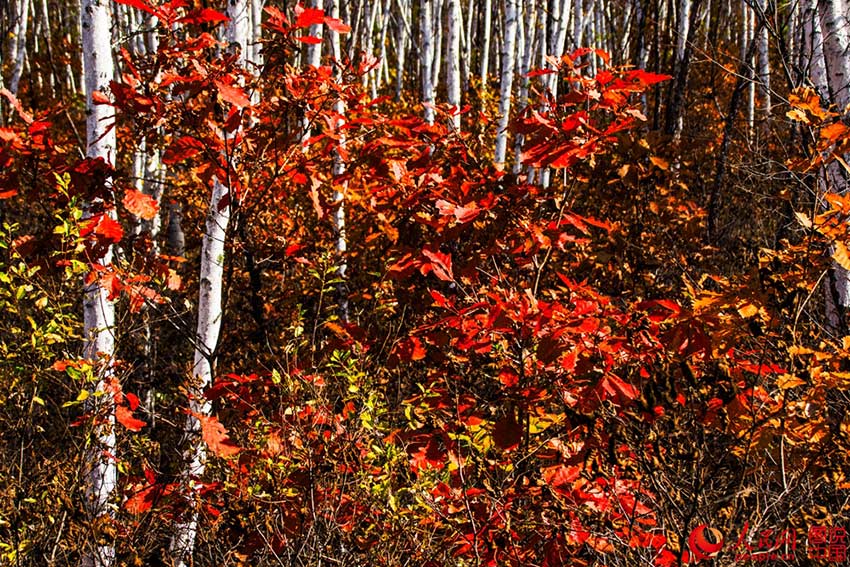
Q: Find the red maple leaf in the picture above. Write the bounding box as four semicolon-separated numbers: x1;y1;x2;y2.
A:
123;189;159;220
197;414;240;458
116;404;146;432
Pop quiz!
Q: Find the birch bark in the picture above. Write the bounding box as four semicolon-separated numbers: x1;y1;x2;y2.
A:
168;0;247;563
447;0;461;129
9;0;30;94
80;0;117;564
494;0;517;166
331;0;349;321
479;0;492;85
421;0;436;123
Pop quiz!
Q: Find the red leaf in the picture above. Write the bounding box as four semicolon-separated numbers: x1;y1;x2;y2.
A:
91;90;112;105
542;464;581;489
178;7;229;24
162;136;205;164
125;485;157;514
324;16;351;33
296;35;323;44
421;247;453;281
436;199;480;223
295;6;325;27
125;392;140;411
598;374;639;402
116;404;147;432
524;68;557;78
198;414;240;458
629;69;672;86
82;214;124;243
498;369;519;387
0;189;18;199
115;0;157;15
393;337;427;361
214;79;251;109
123;189;159;220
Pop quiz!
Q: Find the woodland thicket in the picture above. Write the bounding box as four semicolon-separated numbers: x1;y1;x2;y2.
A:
1;0;850;566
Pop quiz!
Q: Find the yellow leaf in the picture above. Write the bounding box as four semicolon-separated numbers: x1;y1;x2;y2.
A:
649;156;669;170
777;374;806;390
794;211;813;229
737;303;759;318
833;241;850;271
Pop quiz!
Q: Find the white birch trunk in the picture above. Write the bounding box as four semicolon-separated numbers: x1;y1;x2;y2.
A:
818;0;850;110
817;0;850;327
514;0;536;175
447;0;461;129
573;0;585;48
802;0;828;96
307;0;323;68
494;0;517;166
432;0;444;93
80;0;117;564
331;0;349;321
421;0;436;123
744;0;755;136
462;0;473;91
168;1;246;564
394;0;410;98
755;0;771;121
479;0;492;85
9;0;30;94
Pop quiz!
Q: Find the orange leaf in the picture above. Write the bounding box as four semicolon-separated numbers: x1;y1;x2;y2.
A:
125;484;158;514
198;414;240;458
834;241;850;271
116;404;146;432
421;247;453;281
123;189;159;220
214;79;251;109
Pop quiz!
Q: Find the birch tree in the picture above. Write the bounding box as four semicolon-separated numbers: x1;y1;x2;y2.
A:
331;0;349;321
447;0;461;129
9;0;30;94
479;0;492;85
421;0;436;123
80;0;117;564
493;0;517;166
755;0;771;123
168;0;248;563
816;0;850;328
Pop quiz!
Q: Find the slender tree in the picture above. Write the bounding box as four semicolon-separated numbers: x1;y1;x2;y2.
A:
494;0;517;166
168;0;248;563
479;0;492;85
9;0;30;94
447;0;461;129
421;0;436;123
79;0;117;564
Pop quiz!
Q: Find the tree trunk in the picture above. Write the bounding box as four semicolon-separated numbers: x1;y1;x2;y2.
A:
168;0;247;564
818;0;850;110
479;0;492;86
755;0;771;123
9;0;30;94
447;0;461;129
494;0;517;166
817;0;850;330
306;0;323;68
421;0;436;123
80;0;117;564
331;0;349;321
